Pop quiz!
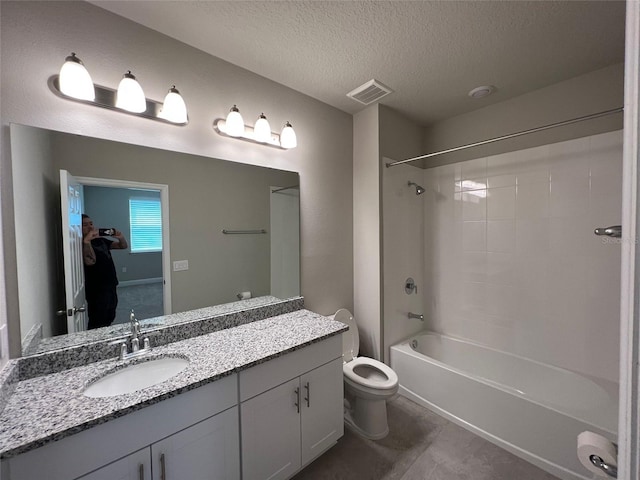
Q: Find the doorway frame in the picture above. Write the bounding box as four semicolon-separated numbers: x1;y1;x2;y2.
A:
619;1;640;478
77;176;172;316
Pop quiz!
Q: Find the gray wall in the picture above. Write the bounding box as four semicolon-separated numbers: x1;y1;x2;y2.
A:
353;105;381;359
0;1;353;358
83;186;162;283
422;63;624;167
10;126;63;341
378;106;424;361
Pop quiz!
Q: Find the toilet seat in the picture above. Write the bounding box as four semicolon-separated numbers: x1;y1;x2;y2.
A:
343;357;398;391
334;308;398;440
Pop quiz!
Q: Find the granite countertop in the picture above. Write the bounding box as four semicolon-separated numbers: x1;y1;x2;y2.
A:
27;295;293;355
0;309;347;459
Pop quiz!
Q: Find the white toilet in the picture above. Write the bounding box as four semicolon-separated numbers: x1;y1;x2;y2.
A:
335;308;399;440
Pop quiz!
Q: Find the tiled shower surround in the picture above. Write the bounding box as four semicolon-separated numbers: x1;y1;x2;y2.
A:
388;130;622;384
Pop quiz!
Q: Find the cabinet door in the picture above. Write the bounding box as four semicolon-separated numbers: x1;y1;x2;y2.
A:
241;378;301;480
300;358;344;466
75;448;151;480
151;406;239;480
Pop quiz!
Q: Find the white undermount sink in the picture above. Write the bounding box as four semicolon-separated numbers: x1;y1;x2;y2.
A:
84;356;190;398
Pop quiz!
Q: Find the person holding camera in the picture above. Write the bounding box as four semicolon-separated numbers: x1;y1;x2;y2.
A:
81;214;128;330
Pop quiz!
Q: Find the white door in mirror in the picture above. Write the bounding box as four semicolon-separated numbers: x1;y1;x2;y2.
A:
84;357;189;398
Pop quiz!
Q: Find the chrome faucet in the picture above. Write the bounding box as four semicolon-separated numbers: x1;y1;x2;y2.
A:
119;310;151;360
130;310;140;351
408;312;424;321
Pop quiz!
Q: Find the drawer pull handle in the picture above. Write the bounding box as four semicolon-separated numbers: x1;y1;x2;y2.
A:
139;463;144;480
294;387;300;413
160;453;167;480
304;382;310;407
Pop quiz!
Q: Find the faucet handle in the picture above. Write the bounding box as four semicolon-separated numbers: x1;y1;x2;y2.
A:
130;309;140;335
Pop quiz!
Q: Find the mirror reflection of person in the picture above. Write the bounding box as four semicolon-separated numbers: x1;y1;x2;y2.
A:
81;214;128;330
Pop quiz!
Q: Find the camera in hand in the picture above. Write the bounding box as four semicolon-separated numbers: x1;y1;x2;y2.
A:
98;228;116;236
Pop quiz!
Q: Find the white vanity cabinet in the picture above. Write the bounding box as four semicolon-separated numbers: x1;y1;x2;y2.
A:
77;407;239;480
150;408;239;480
4;375;239;480
240;335;343;480
75;449;151;480
1;332;346;480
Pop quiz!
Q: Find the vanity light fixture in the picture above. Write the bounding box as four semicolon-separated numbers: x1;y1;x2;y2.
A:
58;53;95;101
158;86;188;124
253;113;272;143
51;53;189;125
280;122;297;149
225;105;245;137
115;71;146;113
213;111;297;149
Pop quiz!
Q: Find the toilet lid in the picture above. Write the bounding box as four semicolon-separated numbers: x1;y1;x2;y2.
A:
334;309;358;362
343;357;399;390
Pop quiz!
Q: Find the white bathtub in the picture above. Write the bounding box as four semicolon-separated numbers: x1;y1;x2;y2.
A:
390;332;618;480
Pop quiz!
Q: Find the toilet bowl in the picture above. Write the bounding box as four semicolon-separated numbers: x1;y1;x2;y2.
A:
334;309;399;440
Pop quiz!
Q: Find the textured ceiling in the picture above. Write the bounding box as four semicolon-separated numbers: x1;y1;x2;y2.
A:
90;1;626;126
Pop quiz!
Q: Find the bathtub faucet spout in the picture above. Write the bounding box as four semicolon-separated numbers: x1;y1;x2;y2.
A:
408;312;424;321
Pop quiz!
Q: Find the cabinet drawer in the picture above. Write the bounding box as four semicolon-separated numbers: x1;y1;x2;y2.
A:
240;335;341;402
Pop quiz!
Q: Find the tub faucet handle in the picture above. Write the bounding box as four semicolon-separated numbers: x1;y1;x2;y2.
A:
405;277;417;295
408;312;424;321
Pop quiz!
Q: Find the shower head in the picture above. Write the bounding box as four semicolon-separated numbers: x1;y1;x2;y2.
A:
408;181;425;195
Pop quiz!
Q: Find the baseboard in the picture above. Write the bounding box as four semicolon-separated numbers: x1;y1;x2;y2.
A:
118;277;163;287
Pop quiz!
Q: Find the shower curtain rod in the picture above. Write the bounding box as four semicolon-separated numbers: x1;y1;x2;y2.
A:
385;107;624;168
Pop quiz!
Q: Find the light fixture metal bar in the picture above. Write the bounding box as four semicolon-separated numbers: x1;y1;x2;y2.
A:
214;119;285;149
385;107;623;168
48;75;188;126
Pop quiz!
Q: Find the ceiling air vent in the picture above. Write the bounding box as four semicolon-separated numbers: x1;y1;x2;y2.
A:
347;79;394;105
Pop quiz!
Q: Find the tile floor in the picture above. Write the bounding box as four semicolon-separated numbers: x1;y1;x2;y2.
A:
293;396;560;480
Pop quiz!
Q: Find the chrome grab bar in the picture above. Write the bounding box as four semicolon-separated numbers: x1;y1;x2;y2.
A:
222;229;267;234
594;225;622;238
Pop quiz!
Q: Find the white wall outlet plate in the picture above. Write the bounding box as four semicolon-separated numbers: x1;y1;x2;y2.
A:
173;260;189;271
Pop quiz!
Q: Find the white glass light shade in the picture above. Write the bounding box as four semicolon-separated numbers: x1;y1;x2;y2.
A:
280;122;297;149
59;53;95;101
158;86;188;123
115;71;146;113
253;113;272;143
225;105;245;137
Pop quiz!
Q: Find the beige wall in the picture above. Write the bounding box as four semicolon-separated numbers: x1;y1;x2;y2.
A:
0;1;353;358
379;106;424;360
10;126;61;341
353;105;381;359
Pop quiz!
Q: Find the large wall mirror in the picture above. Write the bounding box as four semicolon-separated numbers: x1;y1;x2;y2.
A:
10;124;300;356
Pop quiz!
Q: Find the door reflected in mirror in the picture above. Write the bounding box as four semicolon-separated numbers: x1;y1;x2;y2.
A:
10;123;300;356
